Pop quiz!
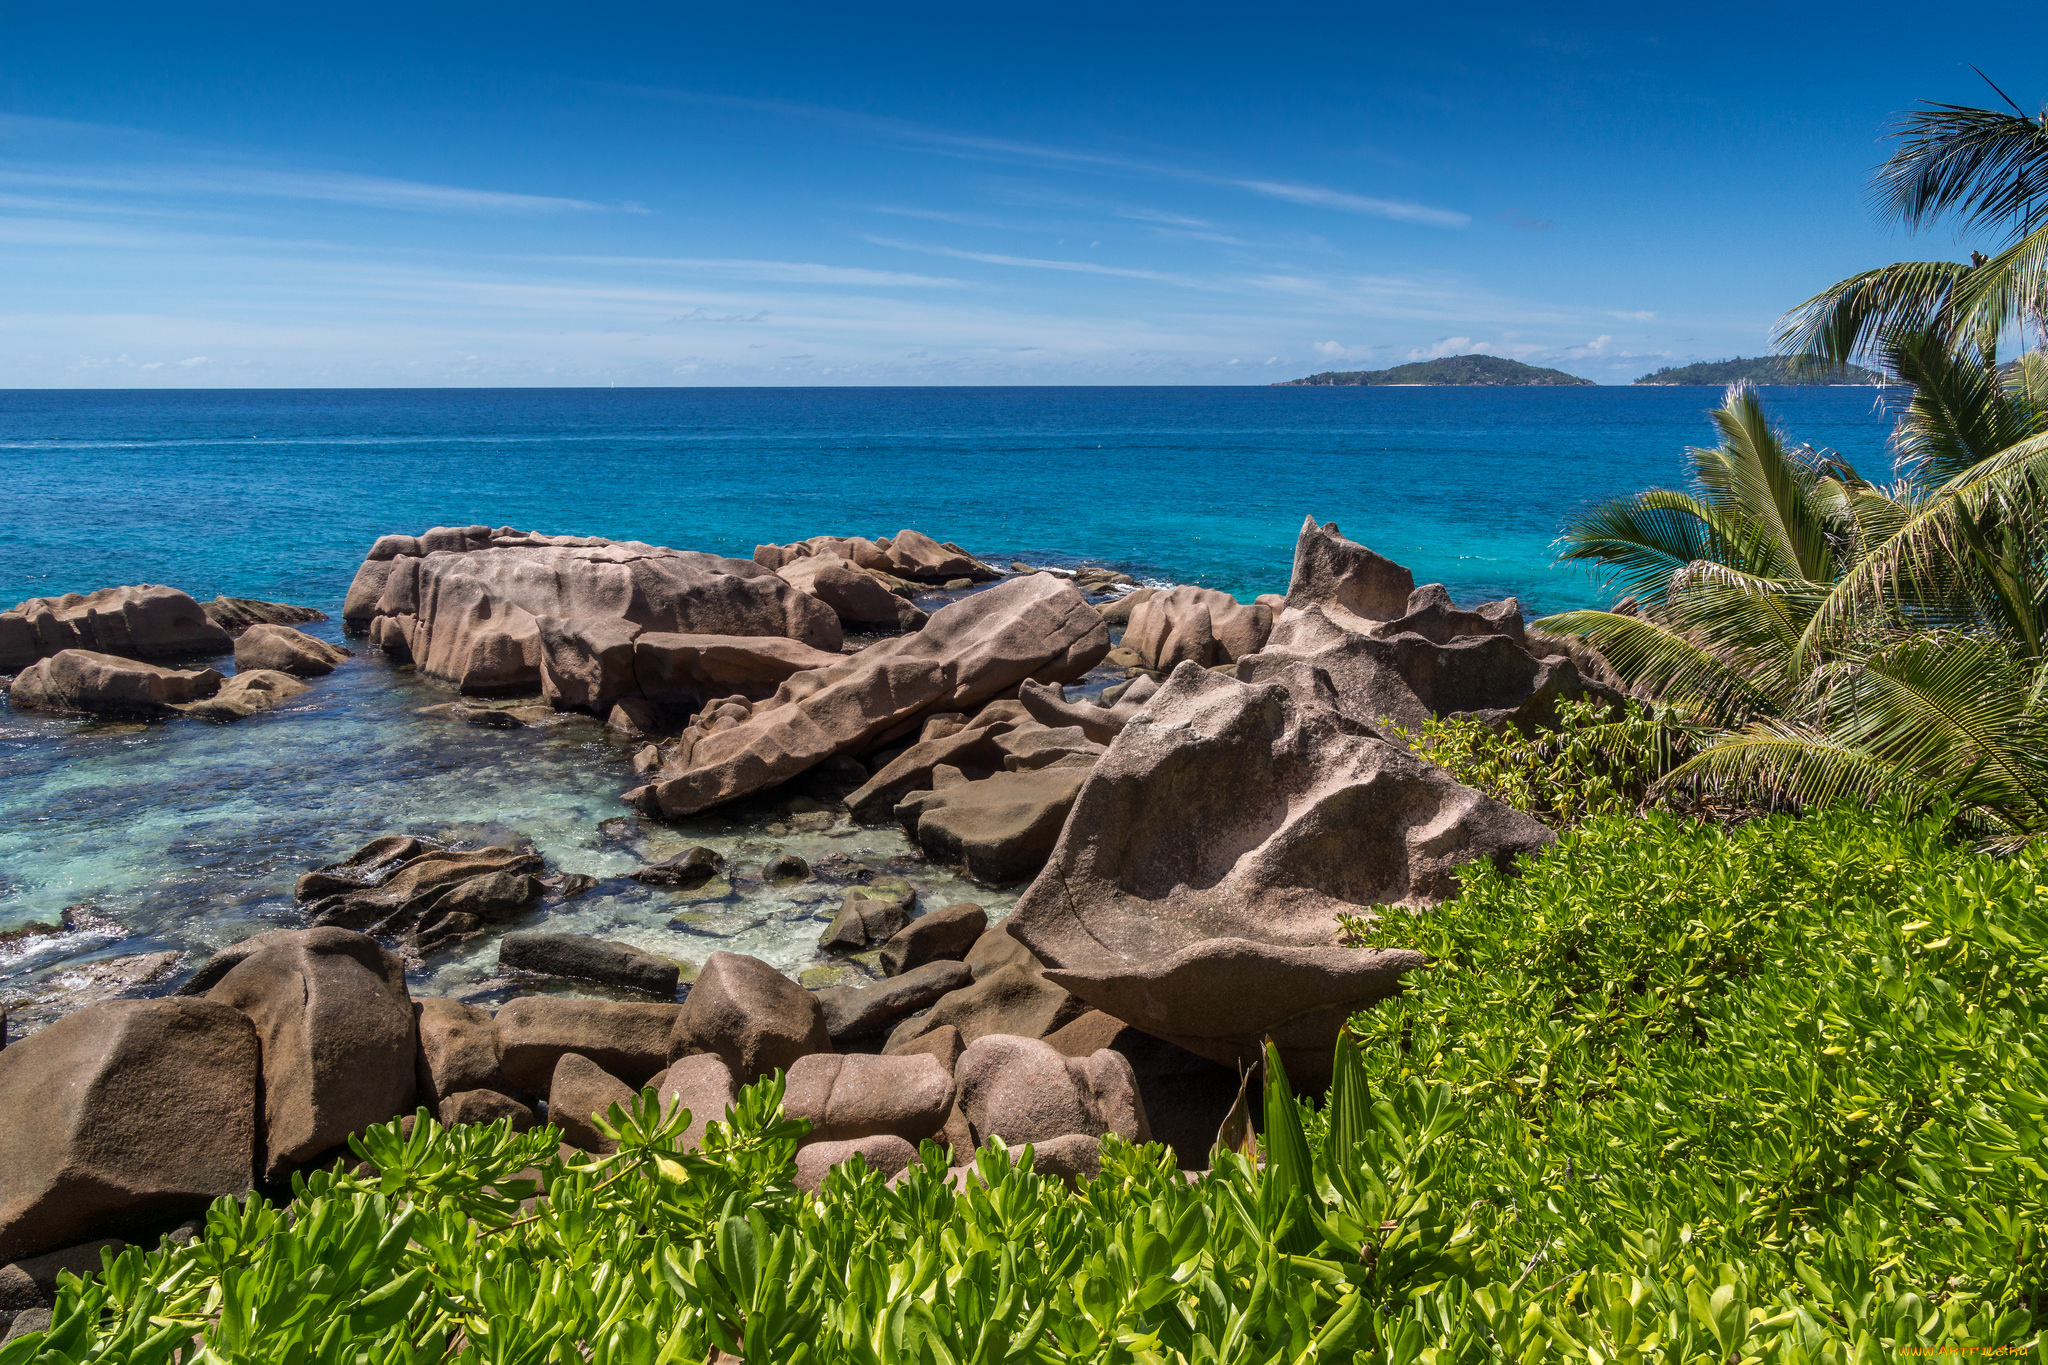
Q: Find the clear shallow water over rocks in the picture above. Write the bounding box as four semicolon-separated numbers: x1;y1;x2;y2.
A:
0;386;1897;1032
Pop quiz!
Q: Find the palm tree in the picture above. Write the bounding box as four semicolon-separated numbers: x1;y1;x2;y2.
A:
1776;85;2048;367
1538;377;2048;846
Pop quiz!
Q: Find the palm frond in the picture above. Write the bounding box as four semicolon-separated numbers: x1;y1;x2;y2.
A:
1873;101;2048;236
1773;260;1972;366
1554;493;1713;601
1883;326;2031;484
1531;608;1775;725
1658;720;1922;812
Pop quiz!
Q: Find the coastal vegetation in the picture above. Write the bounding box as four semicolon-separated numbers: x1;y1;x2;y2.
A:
1274;355;1594;386
1632;356;1881;385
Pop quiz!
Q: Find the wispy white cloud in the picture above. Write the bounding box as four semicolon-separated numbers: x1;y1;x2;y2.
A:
1225;180;1468;228
0;166;620;214
864;235;1211;286
546;254;962;286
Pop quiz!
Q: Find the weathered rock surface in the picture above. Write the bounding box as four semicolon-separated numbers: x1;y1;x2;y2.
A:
631;846;726;887
878;902;987;976
777;554;926;632
667;952;830;1084
549;1053;635;1153
0;999;257;1262
0;585;233;673
233;624;352;677
896;762;1093;885
201;597;328;637
1008;662;1551;1087
754;530;999;585
413;997;511;1108
499;932;681;996
631;574;1109;818
1124;586;1273;672
439;1089;538;1131
784;1052;955;1145
654;1053;737;1152
631;634;845;713
343;528;841;694
203;928;415;1176
297;842;545;947
1045;1012;1243;1171
818;889;913;951
1016;677;1158;745
794;1135;919;1192
954;1036;1148;1148
1022;1132;1107;1186
6;650;222;715
173;669;309;721
1283;516;1414;625
495;997;681;1095
883;960;1088;1054
814;960;973;1043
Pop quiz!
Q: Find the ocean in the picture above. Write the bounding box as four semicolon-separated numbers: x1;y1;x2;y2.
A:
0;384;1899;1032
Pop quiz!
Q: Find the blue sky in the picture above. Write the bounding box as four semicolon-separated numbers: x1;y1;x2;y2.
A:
3;3;2042;386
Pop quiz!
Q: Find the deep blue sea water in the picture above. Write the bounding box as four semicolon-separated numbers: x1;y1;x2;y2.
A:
0;385;1899;1034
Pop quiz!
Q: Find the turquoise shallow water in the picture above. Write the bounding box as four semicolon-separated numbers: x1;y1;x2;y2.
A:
0;385;1899;1032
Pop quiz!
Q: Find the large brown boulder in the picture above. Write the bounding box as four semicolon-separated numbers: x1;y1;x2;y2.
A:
666;952;830;1084
777;554;925;632
7;650;222;716
494;997;681;1095
413;997;513;1107
1045;1011;1248;1172
632;573;1108;818
843;702;1030;822
1123;586;1273;672
499;933;681;996
203;928;415;1177
1006;663;1551;1088
813;960;973;1043
1240;604;1617;735
878;902;987;976
882;960;1089;1053
654;1053;738;1152
233;624;352;677
794;1135;920;1192
1282;516;1414;625
0;585;233;672
549;1054;636;1154
757;530;998;585
895;764;1093;886
0;999;257;1262
783;1053;955;1145
631;633;844;712
1016;677;1158;746
343;528;840;694
953;1036;1148;1148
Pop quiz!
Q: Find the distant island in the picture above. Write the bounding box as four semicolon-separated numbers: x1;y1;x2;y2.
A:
1274;354;1595;387
1633;355;1882;385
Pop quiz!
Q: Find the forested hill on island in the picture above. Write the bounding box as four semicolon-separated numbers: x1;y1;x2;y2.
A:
1273;354;1595;386
1634;355;1883;385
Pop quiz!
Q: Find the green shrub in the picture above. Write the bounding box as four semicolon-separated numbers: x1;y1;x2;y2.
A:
1387;699;1692;828
1342;802;2048;1358
8;805;2042;1363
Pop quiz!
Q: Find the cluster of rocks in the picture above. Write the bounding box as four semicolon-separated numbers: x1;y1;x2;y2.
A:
0;584;345;720
0;926;1161;1286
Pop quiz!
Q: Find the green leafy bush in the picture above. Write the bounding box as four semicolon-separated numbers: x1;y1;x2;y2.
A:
1387;698;1692;827
1342;803;2048;1358
8;805;2042;1363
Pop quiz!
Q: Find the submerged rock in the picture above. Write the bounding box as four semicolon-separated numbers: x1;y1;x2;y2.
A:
173;669;309;721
